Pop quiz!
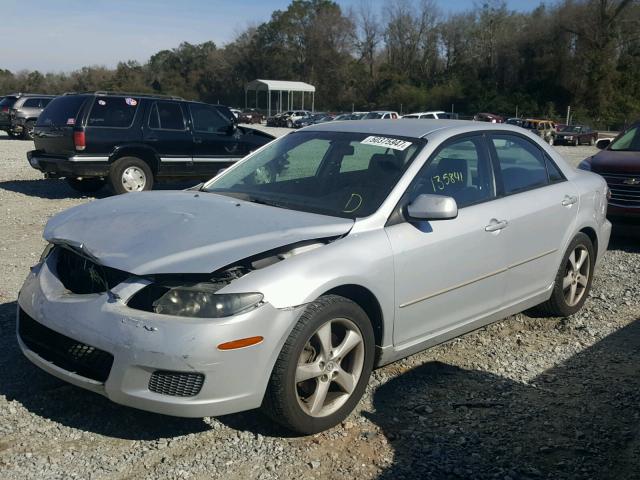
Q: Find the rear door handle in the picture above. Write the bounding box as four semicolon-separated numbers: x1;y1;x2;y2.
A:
562;195;578;207
485;219;509;232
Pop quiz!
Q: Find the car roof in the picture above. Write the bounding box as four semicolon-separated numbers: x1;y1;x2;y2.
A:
304;119;529;139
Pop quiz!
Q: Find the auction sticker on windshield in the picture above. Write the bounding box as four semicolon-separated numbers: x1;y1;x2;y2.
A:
361;136;412;151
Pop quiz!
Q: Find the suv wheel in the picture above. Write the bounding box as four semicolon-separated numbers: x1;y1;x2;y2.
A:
262;295;375;434
109;156;154;194
22;121;35;140
287;119;293;128
66;177;106;194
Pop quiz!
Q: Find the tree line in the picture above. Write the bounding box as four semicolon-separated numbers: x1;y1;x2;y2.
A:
1;0;639;129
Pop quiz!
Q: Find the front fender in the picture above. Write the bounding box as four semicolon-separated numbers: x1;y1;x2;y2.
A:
219;229;396;346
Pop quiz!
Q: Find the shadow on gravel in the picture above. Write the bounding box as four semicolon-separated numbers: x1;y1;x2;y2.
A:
0;301;210;440
0;178;199;200
370;318;640;479
609;222;640;253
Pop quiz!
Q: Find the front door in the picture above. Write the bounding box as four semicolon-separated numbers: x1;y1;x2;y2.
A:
188;103;243;176
387;134;509;347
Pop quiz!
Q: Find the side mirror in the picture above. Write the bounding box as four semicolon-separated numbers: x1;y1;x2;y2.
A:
406;194;458;221
596;138;611;150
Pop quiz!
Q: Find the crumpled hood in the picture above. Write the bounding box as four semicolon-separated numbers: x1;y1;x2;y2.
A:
44;191;354;275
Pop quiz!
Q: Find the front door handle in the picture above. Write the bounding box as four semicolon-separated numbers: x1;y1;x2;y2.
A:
485;219;509;232
562;195;578;207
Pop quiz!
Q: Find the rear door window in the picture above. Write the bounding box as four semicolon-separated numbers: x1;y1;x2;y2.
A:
23;98;41;108
491;134;549;194
36;96;87;126
149;101;186;130
87;96;139;128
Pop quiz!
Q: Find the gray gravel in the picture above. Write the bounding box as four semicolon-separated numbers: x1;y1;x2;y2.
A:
1;129;639;479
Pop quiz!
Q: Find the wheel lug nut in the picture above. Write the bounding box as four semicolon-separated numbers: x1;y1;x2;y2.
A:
321;374;328;382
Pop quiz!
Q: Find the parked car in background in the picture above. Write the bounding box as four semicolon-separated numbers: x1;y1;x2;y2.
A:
230;108;242;119
266;111;288;126
522;119;556;145
27;92;274;194
402;111;458;120
473;112;504;123
578;122;640;220
238;109;264;124
363;111;399;120
506;117;523;127
285;110;312;128
293;112;333;128
334;112;368;121
17;119;610;435
0;93;55;139
554;125;598;146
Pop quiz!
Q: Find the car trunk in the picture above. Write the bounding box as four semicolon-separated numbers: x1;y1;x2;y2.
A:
0;96;18;127
33;96;90;155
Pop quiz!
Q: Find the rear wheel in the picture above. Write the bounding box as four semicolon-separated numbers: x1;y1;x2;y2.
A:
262;295;375;434
108;156;154;194
66;177;106;193
573;137;579;146
22;120;35;140
531;232;595;317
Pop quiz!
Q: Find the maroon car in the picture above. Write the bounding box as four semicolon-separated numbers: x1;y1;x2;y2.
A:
473;112;504;123
554;125;598;146
578;123;640;219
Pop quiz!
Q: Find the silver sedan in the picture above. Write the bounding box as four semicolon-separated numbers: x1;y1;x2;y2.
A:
17;120;611;434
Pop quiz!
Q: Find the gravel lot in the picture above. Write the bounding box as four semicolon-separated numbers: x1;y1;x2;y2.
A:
1;128;639;480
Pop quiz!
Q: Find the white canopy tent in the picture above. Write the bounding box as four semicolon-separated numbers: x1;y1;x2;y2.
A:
245;79;316;117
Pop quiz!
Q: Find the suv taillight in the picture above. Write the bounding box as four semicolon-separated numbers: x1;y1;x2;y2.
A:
1;106;7;113
74;130;86;151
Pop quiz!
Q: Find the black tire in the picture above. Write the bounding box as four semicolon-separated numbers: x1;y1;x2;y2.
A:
262;295;375;435
573;137;579;147
21;120;35;140
287;119;293;128
108;156;154;194
531;232;595;317
66;177;106;193
6;131;20;139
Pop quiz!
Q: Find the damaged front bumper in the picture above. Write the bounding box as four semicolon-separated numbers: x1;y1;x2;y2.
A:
16;254;303;418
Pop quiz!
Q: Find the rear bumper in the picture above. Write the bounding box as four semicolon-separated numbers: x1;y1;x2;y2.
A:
27;150;111;178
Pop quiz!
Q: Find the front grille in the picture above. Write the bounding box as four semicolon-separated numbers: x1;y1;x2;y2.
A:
18;309;114;382
149;371;205;397
600;172;640;207
55;246;129;294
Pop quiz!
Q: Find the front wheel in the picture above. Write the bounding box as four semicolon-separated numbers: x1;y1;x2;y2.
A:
531;232;595;317
108;156;154;194
262;295;375;434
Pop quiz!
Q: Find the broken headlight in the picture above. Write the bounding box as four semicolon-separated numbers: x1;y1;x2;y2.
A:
152;283;263;318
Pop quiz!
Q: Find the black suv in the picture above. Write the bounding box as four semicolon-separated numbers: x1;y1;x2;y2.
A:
0;93;55;139
27;92;275;194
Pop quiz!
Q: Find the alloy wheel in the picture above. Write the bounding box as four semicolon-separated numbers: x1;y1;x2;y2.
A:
295;318;365;418
121;166;147;192
563;245;590;307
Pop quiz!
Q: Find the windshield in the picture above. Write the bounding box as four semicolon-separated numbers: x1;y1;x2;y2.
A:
610;126;640;152
203;131;425;219
37;96;88;126
561;126;582;133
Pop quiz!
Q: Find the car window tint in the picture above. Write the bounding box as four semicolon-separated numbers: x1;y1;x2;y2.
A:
412;137;495;208
546;157;565;183
88;97;139;128
150;101;185;130
37;96;87;126
41;99;52;107
189;104;229;133
340;142;381;173
23;98;40;108
275;139;329;182
492;135;549;194
610;127;640;151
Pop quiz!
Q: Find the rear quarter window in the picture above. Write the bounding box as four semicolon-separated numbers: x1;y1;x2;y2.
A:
87;97;140;128
37;96;88;126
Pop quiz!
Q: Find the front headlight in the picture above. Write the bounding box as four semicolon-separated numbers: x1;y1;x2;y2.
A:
152;283;263;318
566;136;573;140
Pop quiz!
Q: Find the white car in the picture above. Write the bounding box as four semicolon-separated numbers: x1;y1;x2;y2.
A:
403;111;456;119
286;110;312;128
363;111;399;120
229;108;242;119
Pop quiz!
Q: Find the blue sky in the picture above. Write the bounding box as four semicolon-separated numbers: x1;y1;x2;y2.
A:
1;0;545;72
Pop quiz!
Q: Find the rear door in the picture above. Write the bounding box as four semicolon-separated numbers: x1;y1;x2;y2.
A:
488;133;578;304
33;95;90;155
188;102;242;176
143;100;192;174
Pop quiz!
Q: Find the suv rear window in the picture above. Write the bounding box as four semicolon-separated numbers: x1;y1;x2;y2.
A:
0;96;18;108
88;97;139;128
37;96;87;126
23;98;41;108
